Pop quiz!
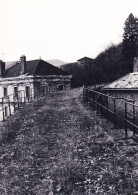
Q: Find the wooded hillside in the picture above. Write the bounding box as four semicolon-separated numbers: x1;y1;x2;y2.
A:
60;13;138;88
61;43;133;88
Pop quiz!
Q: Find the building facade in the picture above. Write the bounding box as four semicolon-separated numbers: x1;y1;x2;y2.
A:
0;55;72;102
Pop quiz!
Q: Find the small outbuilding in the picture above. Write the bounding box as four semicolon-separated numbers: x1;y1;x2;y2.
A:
102;57;138;104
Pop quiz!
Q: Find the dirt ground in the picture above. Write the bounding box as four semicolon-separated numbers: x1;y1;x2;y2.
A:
0;88;138;195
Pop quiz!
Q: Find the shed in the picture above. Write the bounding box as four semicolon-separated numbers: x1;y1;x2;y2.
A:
102;57;138;104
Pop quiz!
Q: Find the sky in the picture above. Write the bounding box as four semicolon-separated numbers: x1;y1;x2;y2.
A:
0;0;138;63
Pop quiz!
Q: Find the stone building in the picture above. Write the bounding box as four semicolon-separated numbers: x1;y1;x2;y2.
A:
0;55;72;102
77;56;93;69
60;56;94;87
102;57;138;104
60;56;94;71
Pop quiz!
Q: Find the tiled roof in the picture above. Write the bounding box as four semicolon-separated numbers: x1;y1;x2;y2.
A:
34;60;68;76
103;73;138;89
3;59;68;78
5;61;17;70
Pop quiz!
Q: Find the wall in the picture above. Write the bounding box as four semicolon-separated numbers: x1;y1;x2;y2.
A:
0;76;34;102
33;75;71;94
103;90;138;127
104;90;138;104
0;75;71;102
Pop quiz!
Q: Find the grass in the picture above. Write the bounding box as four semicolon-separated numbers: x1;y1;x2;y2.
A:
0;88;138;194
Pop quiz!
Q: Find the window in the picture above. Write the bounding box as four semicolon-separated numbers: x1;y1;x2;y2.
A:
26;86;30;97
58;85;63;91
14;87;18;97
4;87;7;97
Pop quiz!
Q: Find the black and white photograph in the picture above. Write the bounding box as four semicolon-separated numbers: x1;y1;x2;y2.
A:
0;0;138;194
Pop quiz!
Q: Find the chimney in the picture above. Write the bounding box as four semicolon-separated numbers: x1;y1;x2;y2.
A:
0;60;5;77
133;57;138;72
20;55;26;74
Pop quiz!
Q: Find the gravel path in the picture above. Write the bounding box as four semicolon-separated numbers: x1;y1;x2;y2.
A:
0;88;138;195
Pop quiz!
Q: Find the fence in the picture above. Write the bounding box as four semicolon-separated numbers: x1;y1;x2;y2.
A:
83;86;138;138
0;87;56;122
90;83;109;90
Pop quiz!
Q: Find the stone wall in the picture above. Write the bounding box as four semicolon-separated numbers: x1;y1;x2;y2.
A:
105;90;138;104
104;90;138;126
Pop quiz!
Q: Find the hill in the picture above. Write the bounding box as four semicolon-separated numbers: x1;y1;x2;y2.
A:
47;59;67;67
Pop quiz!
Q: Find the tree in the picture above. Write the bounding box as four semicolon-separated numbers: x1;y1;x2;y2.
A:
135;17;138;56
122;13;138;58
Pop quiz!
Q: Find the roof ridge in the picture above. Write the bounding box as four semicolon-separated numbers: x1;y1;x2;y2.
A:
3;58;69;78
26;59;40;63
32;59;40;75
41;59;68;73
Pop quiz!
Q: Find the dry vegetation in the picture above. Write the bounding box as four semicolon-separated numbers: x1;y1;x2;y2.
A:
0;88;138;194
